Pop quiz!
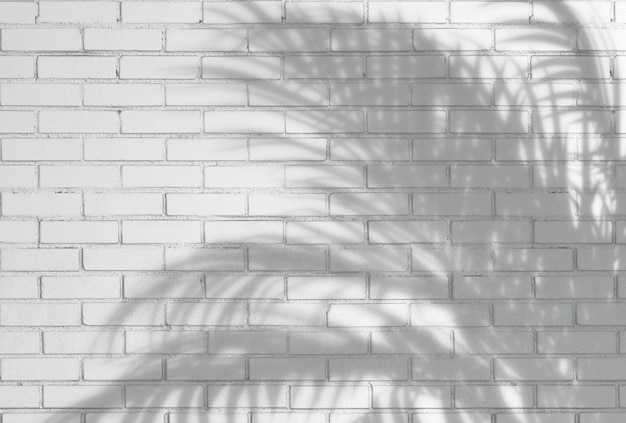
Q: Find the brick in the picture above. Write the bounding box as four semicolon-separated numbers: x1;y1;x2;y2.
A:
123;165;201;187
455;329;534;354
333;29;411;51
534;221;612;244
207;275;283;299
287;2;362;23
122;111;200;134
37;56;117;79
496;193;575;216
373;386;451;408
456;386;533;408
369;2;446;23
288;110;363;133
412;247;491;271
168;139;247;161
123;220;201;244
497;138;576;161
288;276;365;299
413;357;490;380
251;82;328;106
292;386;369;409
411;304;489;327
209;331;286;354
126;330;205;354
452;221;531;244
40;165;119;188
578;247;626;270
168;357;244;380
206;111;284;133
578;83;626;107
532;56;610;79
496;83;576;106
1;83;81;106
0;166;36;188
250;138;327;161
290;331;369;354
368;111;446;133
533;110;612;134
205;221;284;244
249;246;326;271
287;221;363;244
580;414;626;423
369;221;448;243
454;276;530;299
413;83;491;106
371;276;448;300
332;414;407;423
332;82;408;106
330;358;408;381
333;138;409;161
494;303;573;326
0;111;34;133
248;302;327;326
85;138;163;160
203;1;282;23
1;358;78;380
285;55;364;79
83;246;163;271
495;358;573;381
167;194;245;216
83;303;164;326
0;331;40;353
537;331;616;354
578;29;626;50
371;329;450;354
328;304;406;327
44;331;123;354
330;246;409;271
496;28;575;51
578;358;626;380
166;302;247;326
2;193;81;217
206;166;283;188
87;414;160;423
39;111;118;133
451;111;528;133
413;193;492;216
0;386;40;408
538;386;615;408
1;248;79;271
85;29;163;51
0;56;34;78
120;56;197;79
451;1;529;23
331;193;409;215
0;2;36;23
289;165;362;187
167;83;245;106
42;276;120;299
414;415;490;423
0;276;38;298
85;84;163;106
1;303;79;326
251;28;328;52
578;303;626;325
166;247;243;271
122;2;201;23
39;1;117;23
414;29;491;51
85;193;163;216
534;1;611;23
2;29;81;51
453;165;529;188
367;56;445;79
125;274;202;299
250;194;326;216
167;29;246;52
535;165;612;189
203;56;281;79
368;165;445;188
450;55;528;78
126;385;204;408
250;358;325;380
537;275;614;299
209;385;285;408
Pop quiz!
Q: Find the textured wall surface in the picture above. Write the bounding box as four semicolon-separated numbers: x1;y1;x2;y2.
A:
0;1;624;422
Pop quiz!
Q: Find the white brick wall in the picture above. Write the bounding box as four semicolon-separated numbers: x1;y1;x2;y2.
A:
0;0;623;421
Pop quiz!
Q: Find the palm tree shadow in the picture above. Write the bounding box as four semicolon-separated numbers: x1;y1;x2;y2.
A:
17;2;621;423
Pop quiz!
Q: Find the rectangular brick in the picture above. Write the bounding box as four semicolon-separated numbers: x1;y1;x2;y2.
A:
371;276;448;300
413;193;491;216
497;138;576;161
494;248;573;271
2;29;81;51
209;331;286;354
85;84;163;106
453;276;531;299
168;357;244;380
1;358;78;380
250;194;326;216
372;329;450;354
330;246;409;271
413;357;490;380
122;2;201;23
83;246;163;271
1;248;79;271
495;358;573;381
38;56;117;79
250;138;327;161
285;55;364;79
85;358;162;381
39;1;117;23
206;221;284;244
39;111;118;133
455;329;534;354
328;304;406;327
1;303;79;326
333;29;410;51
451;111;528;133
42;276;120;299
85;29;162;51
206;111;284;133
0;386;40;408
331;193;409;215
203;56;281;79
412;247;491;272
1;83;81;106
85;137;163;160
533;110;612;134
126;385;204;408
167;29;246;52
452;165;529;188
452;221;530;244
40;165;119;188
120;56;197;79
538;386;615;408
578;303;626;325
123;165;201;187
203;1;282;23
496;28;575;51
287;221;363;244
0;2;37;23
368;111;446;133
538;331;616;354
167;83;245;106
166;302;247;326
208;276;282;299
85;193;162;216
250;28;328;52
0;331;39;353
369;221;448;243
209;385;285;408
165;247;243;271
0;166;36;188
0;111;34;133
534;221;612;243
206;166;283;188
288;276;365;299
44;331;123;354
287;111;363;133
127;330;205;354
0;56;34;78
122;220;201;244
411;304;490;327
249;246;326;271
250;358;325;380
290;331;369;355
367;56;445;78
494;303;573;326
330;358;408;381
456;386;533;408
83;303;164;326
413;83;491;106
578;247;626;270
414;29;491;50
292;386;369;409
374;386;451;408
497;193;575;216
368;165;445;188
450;55;527;78
332;82;408;106
496;82;576;106
0;276;38;298
168;138;247;161
287;2;362;23
451;1;529;23
167;194;245;216
369;2;446;23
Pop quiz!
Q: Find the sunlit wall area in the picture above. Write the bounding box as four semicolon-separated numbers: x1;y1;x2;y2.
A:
0;1;624;422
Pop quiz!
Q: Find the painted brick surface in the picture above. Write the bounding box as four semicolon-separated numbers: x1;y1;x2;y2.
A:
0;0;622;421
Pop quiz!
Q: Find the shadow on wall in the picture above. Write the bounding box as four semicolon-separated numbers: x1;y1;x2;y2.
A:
10;1;623;423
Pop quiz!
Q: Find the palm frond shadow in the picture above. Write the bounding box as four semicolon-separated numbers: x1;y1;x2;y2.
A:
26;2;622;423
